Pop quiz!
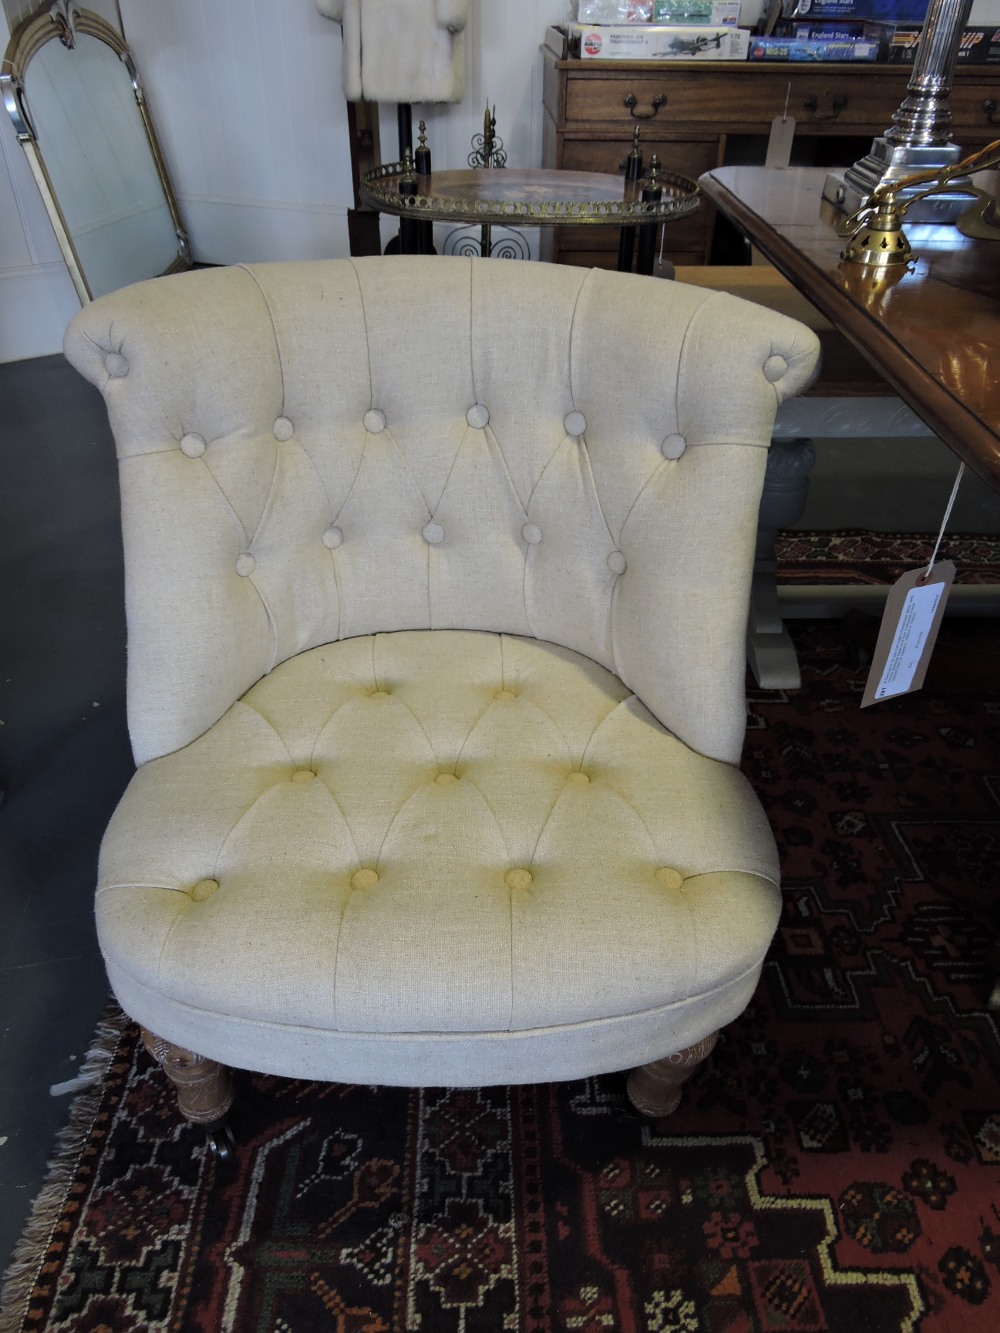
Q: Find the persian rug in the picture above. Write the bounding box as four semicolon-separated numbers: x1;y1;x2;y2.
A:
3;536;999;1333
773;530;1000;588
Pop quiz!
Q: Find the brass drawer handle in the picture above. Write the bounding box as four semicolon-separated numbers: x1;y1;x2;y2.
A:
803;94;848;120
624;92;666;120
984;98;1000;124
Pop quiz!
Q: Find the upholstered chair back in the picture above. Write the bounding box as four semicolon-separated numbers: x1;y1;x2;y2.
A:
64;257;818;768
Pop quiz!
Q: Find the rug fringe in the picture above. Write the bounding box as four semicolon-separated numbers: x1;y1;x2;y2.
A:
0;1006;128;1333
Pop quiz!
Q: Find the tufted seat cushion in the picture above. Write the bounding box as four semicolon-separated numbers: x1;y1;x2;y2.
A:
98;629;780;1087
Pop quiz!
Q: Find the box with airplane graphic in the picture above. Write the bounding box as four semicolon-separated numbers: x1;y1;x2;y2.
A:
569;23;751;58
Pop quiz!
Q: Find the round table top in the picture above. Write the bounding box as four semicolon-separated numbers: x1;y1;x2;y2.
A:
360;165;700;227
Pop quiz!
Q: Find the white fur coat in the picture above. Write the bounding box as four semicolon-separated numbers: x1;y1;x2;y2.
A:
317;0;468;103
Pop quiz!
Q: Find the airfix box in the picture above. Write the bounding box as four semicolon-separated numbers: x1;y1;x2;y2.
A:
570;23;751;58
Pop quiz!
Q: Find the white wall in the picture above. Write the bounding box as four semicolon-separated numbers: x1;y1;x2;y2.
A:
6;0;998;360
0;0;570;359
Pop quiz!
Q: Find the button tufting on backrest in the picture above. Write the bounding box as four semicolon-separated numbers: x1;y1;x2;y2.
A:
291;769;315;784
189;878;219;902
235;553;256;577
351;868;379;891
104;351;128;378
607;551;627;576
505;867;533;892
521;523;542;546
494;689;517;702
363;409;386;433
566;770;590;787
564;410;587;437
661;433;686;460
322;525;344;550
422;522;445;544
654;866;684;890
435;772;459;785
273;416;294;441
763;354;789;383
466;403;490;429
179;433;206;458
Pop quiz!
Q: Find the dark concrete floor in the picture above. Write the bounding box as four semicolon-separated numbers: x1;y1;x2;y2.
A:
0;353;998;1278
0;355;134;1272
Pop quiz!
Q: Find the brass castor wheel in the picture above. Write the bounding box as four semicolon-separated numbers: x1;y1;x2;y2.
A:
205;1119;236;1163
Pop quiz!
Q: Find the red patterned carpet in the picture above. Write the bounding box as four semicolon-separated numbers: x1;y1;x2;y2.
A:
2;536;999;1333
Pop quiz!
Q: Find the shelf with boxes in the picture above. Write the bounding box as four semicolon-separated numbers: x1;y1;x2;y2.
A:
540;30;1000;268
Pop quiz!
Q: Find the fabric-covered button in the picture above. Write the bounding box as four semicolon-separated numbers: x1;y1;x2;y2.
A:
566;771;590;787
494;689;517;702
273;416;294;441
179;432;206;458
369;689;391;699
235;553;256;577
422;522;445;544
763;354;789;383
661;433;686;460
505;867;533;892
655;866;684;890
521;523;542;546
322;525;343;550
104;351;128;378
351;869;379;891
291;769;316;784
607;550;627;576
364;409;386;433
564;410;587;437
435;772;459;785
467;403;490;429
190;878;219;902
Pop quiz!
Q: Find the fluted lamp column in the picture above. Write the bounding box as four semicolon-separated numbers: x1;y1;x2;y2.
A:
824;0;974;221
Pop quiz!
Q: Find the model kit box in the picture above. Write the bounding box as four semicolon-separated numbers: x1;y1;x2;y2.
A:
776;19;895;54
572;0;654;22
570;23;751;58
889;25;1000;63
652;0;743;23
787;0;929;21
748;35;880;58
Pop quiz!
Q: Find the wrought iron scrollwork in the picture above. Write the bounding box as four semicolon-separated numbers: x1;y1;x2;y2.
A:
468;103;506;169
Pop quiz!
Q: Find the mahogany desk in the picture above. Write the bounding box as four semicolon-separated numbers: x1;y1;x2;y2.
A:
699;166;1000;495
701;166;1000;1010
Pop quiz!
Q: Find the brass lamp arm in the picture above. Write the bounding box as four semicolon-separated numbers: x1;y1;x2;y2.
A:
839;135;1000;238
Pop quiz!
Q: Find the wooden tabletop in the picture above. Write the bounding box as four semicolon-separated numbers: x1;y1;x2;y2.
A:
699;166;1000;494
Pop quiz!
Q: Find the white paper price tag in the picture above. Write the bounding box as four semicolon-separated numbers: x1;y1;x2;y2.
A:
861;562;955;708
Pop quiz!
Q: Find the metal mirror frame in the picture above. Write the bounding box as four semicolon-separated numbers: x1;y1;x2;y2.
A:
1;0;189;302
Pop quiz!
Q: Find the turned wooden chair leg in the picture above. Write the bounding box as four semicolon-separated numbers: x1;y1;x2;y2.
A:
627;1033;719;1117
141;1029;235;1125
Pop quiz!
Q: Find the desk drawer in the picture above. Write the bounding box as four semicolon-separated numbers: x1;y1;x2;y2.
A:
561;137;718;180
554;207;709;256
564;67;912;133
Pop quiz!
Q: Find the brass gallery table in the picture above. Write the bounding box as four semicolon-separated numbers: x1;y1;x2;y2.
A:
699;165;1000;494
360;164;699;272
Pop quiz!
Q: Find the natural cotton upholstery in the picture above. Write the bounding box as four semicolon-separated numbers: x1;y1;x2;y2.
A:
64;256;819;1100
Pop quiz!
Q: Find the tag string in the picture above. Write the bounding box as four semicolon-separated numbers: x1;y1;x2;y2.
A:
925;461;965;580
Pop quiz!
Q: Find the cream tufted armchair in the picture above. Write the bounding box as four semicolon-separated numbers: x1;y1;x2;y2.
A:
64;256;819;1152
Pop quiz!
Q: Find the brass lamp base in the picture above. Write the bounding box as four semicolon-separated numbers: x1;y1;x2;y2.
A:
840;214;912;268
